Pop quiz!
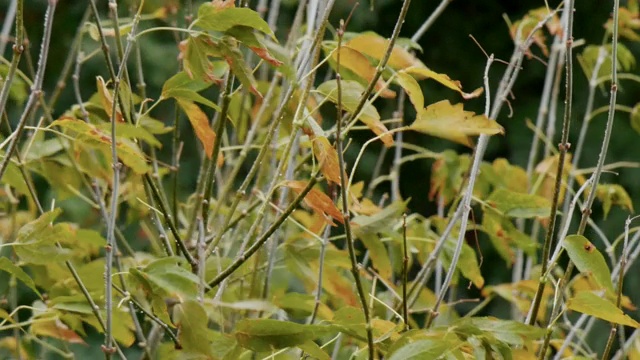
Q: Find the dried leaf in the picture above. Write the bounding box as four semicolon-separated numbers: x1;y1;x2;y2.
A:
284;181;344;226
311;135;345;186
176;99;217;159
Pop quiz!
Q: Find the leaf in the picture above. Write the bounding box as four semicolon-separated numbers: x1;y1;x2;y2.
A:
225;26;283;67
195;1;275;39
173;300;214;356
317;80;393;147
311;135;345;185
31;319;86;345
462;317;546;346
274;293;333;320
410;100;503;147
96;76;124;123
387;339;454;360
395;71;424;112
485;188;551;218
567;291;639;328
595;183;634;218
12;209;74;264
96;122;161;148
329;45;395;99
235;319;332;352
284;180;344;226
129;257;201;299
176;99;217;159
0;258;42;297
482;212;537;266
218;36;261;97
160;71;222;112
562;235;614;294
403;67;483;99
51;118;150;174
178;35;226;84
343;32;426;71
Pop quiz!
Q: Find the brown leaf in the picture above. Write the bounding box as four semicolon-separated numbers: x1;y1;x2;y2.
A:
176;99;217;159
284;180;344;226
311;135;345;186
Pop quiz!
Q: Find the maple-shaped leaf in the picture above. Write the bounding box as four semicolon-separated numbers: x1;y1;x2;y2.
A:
410;100;504;147
284;181;344;226
178;35;225;83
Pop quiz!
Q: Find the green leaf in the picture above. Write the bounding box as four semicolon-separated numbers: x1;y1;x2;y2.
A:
130;257;201;299
234;319;332;352
351;200;408;280
387;339;454;360
0;63;29;105
464;317;546;346
562;235;614;294
316;80;393;147
219;37;261;97
161;71;222;111
410;100;503;147
179;34;226;83
225;26;283;67
567;291;639;328
0;257;41;297
96;122;162;148
12;209;74;264
195;2;275;39
299;340;330;360
482;212;537;267
486;188;551;218
173;300;214;356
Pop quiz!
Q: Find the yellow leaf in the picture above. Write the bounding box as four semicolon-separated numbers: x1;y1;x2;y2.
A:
332;46;395;99
404;67;483;100
176;99;217;160
284;181;344;226
567;291;640;328
317;80;394;147
344;32;426;71
411;100;504;147
395;71;424;111
96;76;124;123
311;135;346;186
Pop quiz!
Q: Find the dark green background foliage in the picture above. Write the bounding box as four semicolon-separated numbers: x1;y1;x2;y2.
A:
1;0;640;358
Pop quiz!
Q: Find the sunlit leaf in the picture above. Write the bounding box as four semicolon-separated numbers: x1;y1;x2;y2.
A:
410;100;503;147
567;291;639;328
562;234;614;294
317;80;393;147
284;180;344;226
485;188;551;218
